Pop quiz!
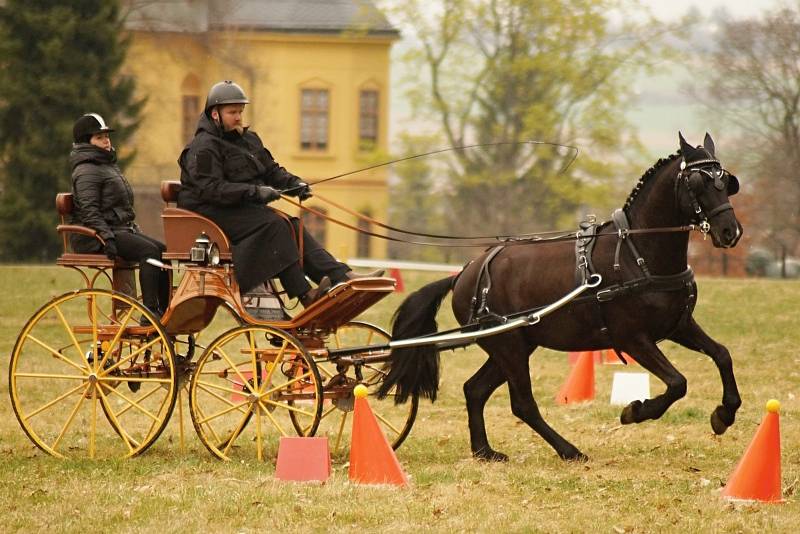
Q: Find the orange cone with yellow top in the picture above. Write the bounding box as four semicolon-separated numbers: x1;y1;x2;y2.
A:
721;399;783;503
349;384;409;486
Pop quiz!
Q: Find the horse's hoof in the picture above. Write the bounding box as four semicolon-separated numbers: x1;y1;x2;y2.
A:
473;448;509;462
560;449;589;463
620;400;642;425
710;407;731;435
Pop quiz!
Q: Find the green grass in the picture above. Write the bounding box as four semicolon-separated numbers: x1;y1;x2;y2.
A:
1;266;798;532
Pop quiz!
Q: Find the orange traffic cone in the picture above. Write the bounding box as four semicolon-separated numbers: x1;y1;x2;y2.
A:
721;399;783;503
275;436;331;482
556;350;595;404
389;268;404;292
349;385;409;486
568;350;603;365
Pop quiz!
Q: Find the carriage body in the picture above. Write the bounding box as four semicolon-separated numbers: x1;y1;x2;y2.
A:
7;181;416;462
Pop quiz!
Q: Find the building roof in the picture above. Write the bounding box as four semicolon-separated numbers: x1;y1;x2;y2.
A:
124;0;399;37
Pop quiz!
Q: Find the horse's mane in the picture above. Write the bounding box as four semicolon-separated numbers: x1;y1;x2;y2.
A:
623;151;681;211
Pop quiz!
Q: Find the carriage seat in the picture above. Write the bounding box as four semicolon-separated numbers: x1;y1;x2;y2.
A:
55;192;137;269
160;181;233;262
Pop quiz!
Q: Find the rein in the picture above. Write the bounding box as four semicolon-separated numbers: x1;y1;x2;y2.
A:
282;196;699;248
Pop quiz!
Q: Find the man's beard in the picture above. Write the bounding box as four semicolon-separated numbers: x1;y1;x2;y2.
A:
225;124;244;135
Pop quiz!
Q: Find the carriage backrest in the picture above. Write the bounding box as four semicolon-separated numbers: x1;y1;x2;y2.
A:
56;192;74;221
160;181;233;261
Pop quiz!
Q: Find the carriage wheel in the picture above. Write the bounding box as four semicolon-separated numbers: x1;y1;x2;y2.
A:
294;321;418;455
189;325;323;461
8;289;177;459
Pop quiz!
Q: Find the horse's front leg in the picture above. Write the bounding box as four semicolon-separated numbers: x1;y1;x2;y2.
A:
668;316;741;434
617;337;688;425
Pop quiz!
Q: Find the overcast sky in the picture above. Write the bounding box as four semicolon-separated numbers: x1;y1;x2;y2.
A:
388;0;788;155
641;0;782;20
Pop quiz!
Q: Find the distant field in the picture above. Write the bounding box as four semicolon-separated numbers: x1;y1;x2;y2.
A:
0;265;797;532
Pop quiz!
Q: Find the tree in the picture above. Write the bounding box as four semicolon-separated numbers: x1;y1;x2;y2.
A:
699;6;800;271
387;0;659;249
0;0;142;261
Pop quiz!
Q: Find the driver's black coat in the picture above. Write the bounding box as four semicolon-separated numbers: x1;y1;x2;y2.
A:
177;113;341;292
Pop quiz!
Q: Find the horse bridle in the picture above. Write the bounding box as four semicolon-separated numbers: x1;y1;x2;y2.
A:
676;157;739;235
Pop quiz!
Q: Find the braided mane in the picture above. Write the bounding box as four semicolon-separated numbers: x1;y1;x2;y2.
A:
623;151;681;211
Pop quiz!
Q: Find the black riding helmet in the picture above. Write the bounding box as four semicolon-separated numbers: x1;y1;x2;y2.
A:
204;80;249;115
72;113;114;143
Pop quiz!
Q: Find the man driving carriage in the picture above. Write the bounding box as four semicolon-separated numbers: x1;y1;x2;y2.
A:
177;80;382;307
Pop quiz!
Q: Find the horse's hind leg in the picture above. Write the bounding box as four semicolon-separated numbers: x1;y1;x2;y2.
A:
668;316;741;434
464;357;509;461
618;338;688;425
481;338;587;461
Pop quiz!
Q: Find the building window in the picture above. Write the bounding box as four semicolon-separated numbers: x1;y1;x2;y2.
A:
356;217;372;258
300;89;329;151
301;207;327;245
182;95;200;144
359;90;378;150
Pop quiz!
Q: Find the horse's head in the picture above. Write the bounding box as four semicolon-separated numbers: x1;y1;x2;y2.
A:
677;132;743;248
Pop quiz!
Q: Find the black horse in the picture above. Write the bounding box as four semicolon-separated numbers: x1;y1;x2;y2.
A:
378;133;743;461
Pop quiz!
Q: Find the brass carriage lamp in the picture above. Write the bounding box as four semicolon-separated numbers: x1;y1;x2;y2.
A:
190;232;221;266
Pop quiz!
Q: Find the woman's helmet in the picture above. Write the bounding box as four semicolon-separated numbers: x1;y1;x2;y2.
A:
72;113;115;143
204;80;249;114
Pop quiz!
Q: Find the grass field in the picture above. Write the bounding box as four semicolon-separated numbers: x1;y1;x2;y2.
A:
0;265;798;533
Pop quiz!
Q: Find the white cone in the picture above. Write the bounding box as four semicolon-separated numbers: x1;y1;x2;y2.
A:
609;372;650;406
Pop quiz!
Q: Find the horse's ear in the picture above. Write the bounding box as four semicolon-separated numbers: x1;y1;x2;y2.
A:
678;131;692;154
703;132;716;157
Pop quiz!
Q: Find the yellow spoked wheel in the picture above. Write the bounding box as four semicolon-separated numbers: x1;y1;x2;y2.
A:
9;289;177;459
189;325;323;461
303;321;418;455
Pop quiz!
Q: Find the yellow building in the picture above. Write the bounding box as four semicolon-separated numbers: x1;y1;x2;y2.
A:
122;0;398;261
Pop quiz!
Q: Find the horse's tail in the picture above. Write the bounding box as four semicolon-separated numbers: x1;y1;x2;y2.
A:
377;276;455;404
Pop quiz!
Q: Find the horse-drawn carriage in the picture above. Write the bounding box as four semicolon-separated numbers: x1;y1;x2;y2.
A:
9;133;745;464
9;181;417;460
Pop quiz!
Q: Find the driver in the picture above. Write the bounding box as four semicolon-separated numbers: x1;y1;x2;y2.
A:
177;81;382;307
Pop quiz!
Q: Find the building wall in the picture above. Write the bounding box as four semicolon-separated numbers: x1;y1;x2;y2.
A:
122;29;394;261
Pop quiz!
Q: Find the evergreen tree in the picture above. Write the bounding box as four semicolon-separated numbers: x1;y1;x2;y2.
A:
0;0;142;261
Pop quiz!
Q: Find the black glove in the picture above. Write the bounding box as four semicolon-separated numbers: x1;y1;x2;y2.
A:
255;185;281;204
296;182;313;201
103;239;117;260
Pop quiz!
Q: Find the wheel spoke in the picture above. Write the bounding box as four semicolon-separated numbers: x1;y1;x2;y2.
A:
221;405;254;457
97;384;136;452
52;383;90;455
23;382;87;420
196;396;250;425
103;385;162;422
102;336;164;375
24;334;88;375
261;397;316;418
214;345;257;396
53;304;91;373
260;370;312;398
333;410;349;452
97;306;136;370
257;399;288;437
14;371;87;381
196;378;250;398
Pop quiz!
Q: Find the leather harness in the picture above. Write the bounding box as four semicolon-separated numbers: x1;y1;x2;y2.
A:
468;208;697;360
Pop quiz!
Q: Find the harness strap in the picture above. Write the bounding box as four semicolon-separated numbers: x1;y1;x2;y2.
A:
611;209;651;279
575;218;599;285
467;245;506;324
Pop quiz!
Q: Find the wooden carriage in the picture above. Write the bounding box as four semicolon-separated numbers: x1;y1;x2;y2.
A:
8;182;417;461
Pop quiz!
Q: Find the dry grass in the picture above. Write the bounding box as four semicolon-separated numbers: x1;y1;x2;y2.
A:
0;266;798;533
